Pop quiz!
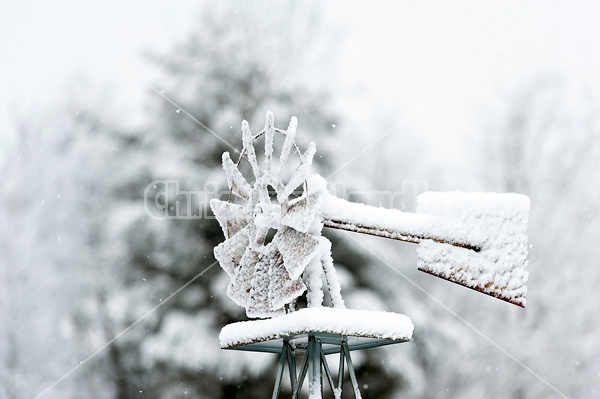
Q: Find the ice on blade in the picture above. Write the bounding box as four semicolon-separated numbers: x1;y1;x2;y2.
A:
214;227;249;278
267;246;306;310
227;247;259;307
222;152;252;200
273;227;320;280
280;191;323;233
210;199;247;238
278;142;316;202
247;245;285;319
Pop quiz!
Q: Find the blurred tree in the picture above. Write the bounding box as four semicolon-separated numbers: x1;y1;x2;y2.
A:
0;2;410;399
100;2;403;398
0;93;130;398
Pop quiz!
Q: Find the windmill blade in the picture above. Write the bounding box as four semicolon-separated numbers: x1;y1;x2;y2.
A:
268;246;306;310
227;247;259;307
210;199;247;238
273;226;320;280
278;142;316;202
280;190;324;233
213;226;249;278
222;152;252;200
246;245;285;318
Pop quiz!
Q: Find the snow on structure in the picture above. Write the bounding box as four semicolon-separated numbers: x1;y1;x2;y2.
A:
416;192;530;307
319;184;485;251
212;112;531;319
219;307;414;348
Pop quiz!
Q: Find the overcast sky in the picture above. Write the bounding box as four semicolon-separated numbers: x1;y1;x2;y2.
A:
1;0;599;158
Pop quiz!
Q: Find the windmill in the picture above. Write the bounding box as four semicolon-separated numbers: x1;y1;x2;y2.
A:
211;113;530;399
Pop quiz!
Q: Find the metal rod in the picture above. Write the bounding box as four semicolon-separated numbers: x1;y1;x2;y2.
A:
342;342;362;399
287;344;297;393
308;335;322;398
338;340;345;393
320;346;336;394
293;348;310;399
323;218;480;252
271;342;288;399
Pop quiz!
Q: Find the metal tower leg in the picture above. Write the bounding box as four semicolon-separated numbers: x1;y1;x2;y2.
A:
307;334;322;398
272;342;288;399
288;344;297;391
274;334;372;398
342;341;362;399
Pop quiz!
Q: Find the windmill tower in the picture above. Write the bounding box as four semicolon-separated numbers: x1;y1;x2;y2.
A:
211;113;530;398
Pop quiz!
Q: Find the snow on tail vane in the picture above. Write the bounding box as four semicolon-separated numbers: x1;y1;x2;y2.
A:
318;183;530;307
415;192;530;307
212;113;531;317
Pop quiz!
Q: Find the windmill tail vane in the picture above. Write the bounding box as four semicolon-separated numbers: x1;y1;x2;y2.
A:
211;112;530;319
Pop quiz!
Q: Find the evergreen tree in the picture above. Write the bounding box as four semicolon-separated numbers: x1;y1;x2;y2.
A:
88;3;399;398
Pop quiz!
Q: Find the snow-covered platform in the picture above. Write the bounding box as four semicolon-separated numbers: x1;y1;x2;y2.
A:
220;307;413;352
221;308;412;398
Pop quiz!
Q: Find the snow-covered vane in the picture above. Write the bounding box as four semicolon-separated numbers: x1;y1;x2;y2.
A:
212;113;530;318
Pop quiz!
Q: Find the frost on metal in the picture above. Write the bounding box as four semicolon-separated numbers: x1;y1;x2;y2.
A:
212;113;531;319
416;192;530;307
210;112;344;319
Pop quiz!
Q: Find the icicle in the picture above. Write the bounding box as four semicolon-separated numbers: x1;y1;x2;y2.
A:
319;237;345;309
222;152;252;200
264;111;275;174
278;142;316;202
242;120;260;179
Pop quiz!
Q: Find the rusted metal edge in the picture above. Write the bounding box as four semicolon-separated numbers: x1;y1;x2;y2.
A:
418;267;526;308
322;218;481;252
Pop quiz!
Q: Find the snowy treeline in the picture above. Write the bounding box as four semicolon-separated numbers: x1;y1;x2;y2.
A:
1;2;599;399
